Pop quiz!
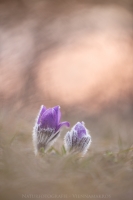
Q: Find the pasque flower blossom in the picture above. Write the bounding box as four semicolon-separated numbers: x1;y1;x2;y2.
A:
33;105;70;155
64;122;91;155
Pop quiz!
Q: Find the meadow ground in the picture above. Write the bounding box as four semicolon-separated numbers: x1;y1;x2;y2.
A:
0;107;133;200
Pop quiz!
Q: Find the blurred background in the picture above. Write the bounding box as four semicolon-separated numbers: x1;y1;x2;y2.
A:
0;0;133;199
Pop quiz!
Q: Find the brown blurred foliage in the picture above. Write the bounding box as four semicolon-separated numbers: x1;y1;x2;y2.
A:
0;0;133;115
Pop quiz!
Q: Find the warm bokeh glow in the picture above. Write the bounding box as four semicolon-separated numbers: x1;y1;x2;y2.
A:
38;6;133;112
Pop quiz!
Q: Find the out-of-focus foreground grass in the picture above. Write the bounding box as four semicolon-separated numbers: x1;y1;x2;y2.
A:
0;108;133;200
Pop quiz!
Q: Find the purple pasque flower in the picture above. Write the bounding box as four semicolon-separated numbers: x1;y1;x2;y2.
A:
64;122;91;155
33;105;70;155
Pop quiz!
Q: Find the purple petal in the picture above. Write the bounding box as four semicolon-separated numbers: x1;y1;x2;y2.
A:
53;105;61;124
56;121;70;132
40;107;57;129
37;105;46;124
74;122;87;139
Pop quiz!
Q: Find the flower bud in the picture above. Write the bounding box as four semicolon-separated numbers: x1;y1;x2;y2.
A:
64;122;91;155
33;105;70;155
